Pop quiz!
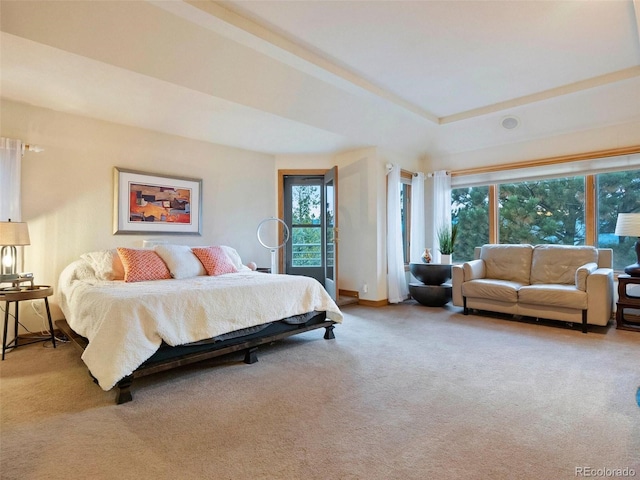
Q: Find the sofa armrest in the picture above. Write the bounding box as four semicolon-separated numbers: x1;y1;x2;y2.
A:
575;262;598;291
452;265;464;306
463;259;486;280
586;268;614;326
452;259;486;307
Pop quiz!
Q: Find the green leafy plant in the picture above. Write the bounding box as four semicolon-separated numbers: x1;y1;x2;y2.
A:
437;223;458;255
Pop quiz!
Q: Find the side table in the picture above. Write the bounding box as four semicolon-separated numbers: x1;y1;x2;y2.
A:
408;263;452;307
616;274;640;331
1;285;56;360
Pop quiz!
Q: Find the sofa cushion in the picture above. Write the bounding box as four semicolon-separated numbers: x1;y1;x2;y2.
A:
462;279;522;303
479;244;533;284
529;245;598;285
518;284;588;310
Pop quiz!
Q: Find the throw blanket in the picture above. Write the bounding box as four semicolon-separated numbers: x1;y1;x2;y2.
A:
58;260;343;390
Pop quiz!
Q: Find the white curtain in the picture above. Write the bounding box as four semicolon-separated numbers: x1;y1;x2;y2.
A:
387;164;409;303
431;170;451;264
0;138;23;222
410;172;426;263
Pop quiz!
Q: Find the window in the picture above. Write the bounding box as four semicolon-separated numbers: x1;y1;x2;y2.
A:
400;172;412;264
498;177;585;245
596;169;640;271
449;148;640;270
291;184;322;267
451;186;490;262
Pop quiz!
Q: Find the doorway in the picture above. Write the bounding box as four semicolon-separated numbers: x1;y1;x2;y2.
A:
279;167;338;300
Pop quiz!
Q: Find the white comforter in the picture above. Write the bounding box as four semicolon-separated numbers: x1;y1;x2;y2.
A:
58;260;343;391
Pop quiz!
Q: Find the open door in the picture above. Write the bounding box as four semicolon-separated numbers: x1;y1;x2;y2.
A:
324;166;338;301
280;167;338;301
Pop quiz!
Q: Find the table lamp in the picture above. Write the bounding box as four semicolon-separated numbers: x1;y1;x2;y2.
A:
0;220;30;283
614;213;640;277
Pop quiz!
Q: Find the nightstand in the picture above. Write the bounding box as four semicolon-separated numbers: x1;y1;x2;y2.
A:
616;274;640;331
1;285;56;359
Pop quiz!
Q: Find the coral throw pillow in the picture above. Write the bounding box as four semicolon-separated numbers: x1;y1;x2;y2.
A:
116;248;172;283
192;246;238;276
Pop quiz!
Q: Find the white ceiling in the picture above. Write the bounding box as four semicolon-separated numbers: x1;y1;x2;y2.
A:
1;0;640;158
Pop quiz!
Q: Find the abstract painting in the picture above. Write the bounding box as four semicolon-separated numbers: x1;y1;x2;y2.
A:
113;168;202;235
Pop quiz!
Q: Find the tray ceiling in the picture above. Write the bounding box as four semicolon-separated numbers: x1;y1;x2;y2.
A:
2;0;639;157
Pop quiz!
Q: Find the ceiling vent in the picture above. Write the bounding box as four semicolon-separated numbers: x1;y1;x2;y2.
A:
501;116;520;130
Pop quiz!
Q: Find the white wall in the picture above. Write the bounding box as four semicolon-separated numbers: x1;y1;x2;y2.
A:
3;100;421;340
2;99;276;331
277;147;421;303
333;148;384;301
276;148;385;301
2;99;422;346
427;119;640;172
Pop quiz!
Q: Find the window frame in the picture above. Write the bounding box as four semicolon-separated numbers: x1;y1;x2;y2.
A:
400;170;412;265
450;145;640;271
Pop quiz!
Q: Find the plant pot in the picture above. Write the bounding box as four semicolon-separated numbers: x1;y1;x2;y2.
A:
441;254;452;264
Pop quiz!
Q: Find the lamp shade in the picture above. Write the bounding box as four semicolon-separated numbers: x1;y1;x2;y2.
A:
615;213;640;237
0;221;30;246
615;213;640;276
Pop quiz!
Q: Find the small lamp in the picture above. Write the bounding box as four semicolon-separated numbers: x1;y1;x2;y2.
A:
0;220;30;282
614;213;640;277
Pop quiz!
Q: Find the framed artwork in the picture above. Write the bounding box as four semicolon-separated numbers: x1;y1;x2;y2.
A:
113;167;202;235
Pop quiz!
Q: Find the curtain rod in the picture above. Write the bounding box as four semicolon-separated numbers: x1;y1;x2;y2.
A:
23;144;44;153
427;171;451;178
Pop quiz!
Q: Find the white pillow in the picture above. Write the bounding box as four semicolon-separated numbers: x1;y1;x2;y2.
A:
154;244;206;279
80;249;125;281
220;245;251;272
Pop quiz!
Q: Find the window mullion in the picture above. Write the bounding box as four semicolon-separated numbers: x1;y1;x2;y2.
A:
489;185;498;244
585;175;596;246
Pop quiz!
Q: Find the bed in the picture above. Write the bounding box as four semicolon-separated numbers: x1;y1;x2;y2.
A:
55;245;343;404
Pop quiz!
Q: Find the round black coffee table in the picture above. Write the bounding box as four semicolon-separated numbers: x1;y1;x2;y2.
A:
409;263;452;307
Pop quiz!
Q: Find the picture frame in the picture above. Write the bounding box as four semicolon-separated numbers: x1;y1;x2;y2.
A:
113;167;202;235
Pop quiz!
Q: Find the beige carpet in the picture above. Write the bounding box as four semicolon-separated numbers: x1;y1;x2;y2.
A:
1;302;639;480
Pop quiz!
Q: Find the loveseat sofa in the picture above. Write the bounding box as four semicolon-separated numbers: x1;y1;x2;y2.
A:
451;244;614;333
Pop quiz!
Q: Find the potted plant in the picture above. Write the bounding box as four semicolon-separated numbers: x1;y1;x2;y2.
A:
437;223;458;263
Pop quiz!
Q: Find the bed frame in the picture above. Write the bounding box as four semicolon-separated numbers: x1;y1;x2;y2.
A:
55;314;335;404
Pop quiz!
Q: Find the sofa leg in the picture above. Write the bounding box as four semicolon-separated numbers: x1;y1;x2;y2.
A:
581;310;588;334
463;297;468;315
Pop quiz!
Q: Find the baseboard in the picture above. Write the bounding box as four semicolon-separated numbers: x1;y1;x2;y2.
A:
338;289;388;307
339;289;359;298
357;299;389;307
14;328;62;340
